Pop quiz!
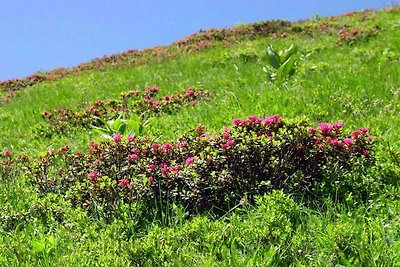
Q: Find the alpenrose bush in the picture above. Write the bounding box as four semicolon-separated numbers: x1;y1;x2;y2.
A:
31;116;375;215
39;86;212;135
0;149;29;181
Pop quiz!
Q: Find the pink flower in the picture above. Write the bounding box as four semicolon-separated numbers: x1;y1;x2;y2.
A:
223;133;230;140
151;143;160;150
61;145;70;152
176;141;187;149
329;138;339;146
352;130;361;138
88;171;100;179
360;127;369;134
318;123;333;135
332;121;344;129
148;164;156;171
119;178;130;187
128;182;135;190
161;165;169;175
232;118;244;127
308;128;316;135
362;150;370;157
264;115;282;125
88;171;100;183
226;140;235;146
131;148;140;154
113;133;122;142
170;165;181;174
343;138;352;146
185;157;194;165
128;154;139;161
222;140;235;149
248;116;259;122
148;176;155;184
163;95;173;101
2;149;11;157
161;142;173;152
147;87;160;93
127;135;136;142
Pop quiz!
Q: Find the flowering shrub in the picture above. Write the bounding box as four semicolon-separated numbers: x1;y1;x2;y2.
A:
39;87;212;135
0;149;29;181
31;115;375;215
175;20;291;52
336;27;379;45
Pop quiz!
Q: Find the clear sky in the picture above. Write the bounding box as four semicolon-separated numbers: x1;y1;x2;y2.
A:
0;0;393;81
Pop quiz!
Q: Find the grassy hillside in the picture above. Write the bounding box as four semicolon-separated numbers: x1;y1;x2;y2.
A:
1;6;400;266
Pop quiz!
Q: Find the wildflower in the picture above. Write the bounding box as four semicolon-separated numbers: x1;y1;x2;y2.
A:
147;87;160;93
332;121;344;129
2;149;11;157
221;140;235;149
362;150;370;157
360;127;369;134
176;141;187;149
196;125;205;133
119;179;130;187
263;115;282;126
318;123;333;135
223;133;230;140
232;118;244;127
161;142;173;152
128;154;139;161
151;143;160;150
343;138;352;145
170;165;181;174
148;176;155;184
127;135;136;143
60;146;69;153
308;128;316;135
352;130;361;138
148;164;156;171
185;157;194;165
88;171;100;183
113;133;122;143
128;182;135;190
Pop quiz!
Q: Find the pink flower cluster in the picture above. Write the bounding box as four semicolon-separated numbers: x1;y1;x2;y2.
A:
232;115;282;127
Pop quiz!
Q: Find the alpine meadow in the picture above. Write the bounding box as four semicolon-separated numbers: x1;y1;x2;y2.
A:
1;6;400;267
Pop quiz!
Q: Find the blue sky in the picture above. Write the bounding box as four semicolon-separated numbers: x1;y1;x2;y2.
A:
0;0;393;81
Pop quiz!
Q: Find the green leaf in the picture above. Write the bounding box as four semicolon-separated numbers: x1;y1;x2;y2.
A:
220;245;229;261
32;240;46;253
118;123;127;134
126;114;142;136
276;56;296;83
110;118;122;132
266;45;281;69
279;43;297;63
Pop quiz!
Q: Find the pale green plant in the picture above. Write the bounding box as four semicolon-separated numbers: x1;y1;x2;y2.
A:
263;43;298;83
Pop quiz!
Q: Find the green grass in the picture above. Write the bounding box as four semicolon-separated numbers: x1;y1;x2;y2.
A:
1;7;400;266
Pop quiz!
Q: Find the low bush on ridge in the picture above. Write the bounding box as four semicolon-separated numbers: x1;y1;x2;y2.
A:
38;86;211;136
30;115;375;215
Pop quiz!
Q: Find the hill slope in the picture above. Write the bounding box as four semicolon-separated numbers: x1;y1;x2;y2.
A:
0;6;400;266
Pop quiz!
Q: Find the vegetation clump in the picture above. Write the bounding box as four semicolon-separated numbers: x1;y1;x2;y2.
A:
31;115;375;215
